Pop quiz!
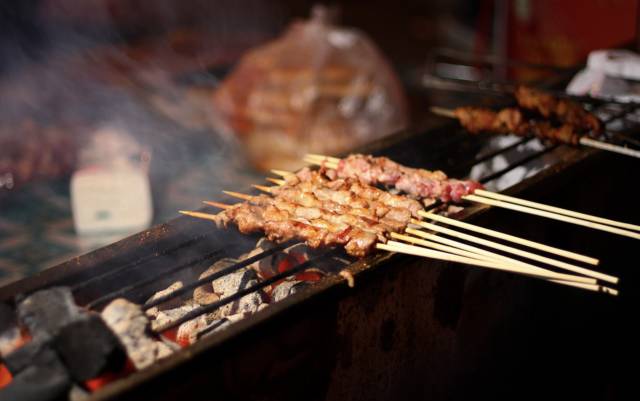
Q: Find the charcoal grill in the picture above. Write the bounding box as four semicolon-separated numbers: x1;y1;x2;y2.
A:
1;74;639;401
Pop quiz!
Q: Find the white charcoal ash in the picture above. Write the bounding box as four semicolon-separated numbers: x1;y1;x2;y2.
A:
245;238;282;279
192;258;238;306
177;312;254;345
175;314;210;346
149;302;199;332
271;280;310;303
0;326;23;357
211;267;266;318
145;281;185;317
101;298;176;370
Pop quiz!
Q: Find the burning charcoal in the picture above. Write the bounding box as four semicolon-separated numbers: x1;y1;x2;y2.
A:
193;258;238;306
3;338;50;374
0;302;23;358
53;315;126;382
16;287;81;340
211;268;265;317
0;326;22;358
150;303;199;332
271;280;309;303
0;345;71;401
175;315;210;346
197;312;252;342
145;281;185;313
69;385;90;401
101;298;173;370
245;239;281;279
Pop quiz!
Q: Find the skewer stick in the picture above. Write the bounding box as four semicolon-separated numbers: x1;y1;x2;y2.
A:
474;189;640;232
307;153;341;163
179;210;223;222
420;211;599;265
431;106;640;160
266;177;286;186
380;241;590;284
222;190;253;201
389;236;614;294
411;219;618;284
393;232;594;284
303;155;339;169
403;228;607;284
271;169;294;177
579;137;640;159
391;232;500;263
429;106;456;119
199;201;232;209
252;184;275;193
464;194;640;240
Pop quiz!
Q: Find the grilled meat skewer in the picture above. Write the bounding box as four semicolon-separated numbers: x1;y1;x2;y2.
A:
211;177;421;257
311;154;483;203
453;107;581;145
515;86;602;133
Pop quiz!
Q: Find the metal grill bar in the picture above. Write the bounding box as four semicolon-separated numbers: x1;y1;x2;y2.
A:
478;145;558;184
72;231;213;293
422;72;640;107
460;137;535;171
151;249;339;333
85;249;226;309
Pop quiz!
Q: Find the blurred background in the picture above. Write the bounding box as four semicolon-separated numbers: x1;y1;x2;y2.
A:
0;0;637;285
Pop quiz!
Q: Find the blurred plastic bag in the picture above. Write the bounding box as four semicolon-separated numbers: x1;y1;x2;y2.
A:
212;7;409;171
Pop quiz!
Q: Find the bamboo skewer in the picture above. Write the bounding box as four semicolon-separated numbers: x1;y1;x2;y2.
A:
304;153;640;239
266;168;606;268
579;137;640;159
266;177;286;186
390;235;616;294
180;206;616;293
464;194;640;240
420;211;599;265
391;233;594;284
380;241;590;285
473;189;640;232
403;228;612;284
222;190;253;201
205;191;611;284
202;200;233;209
412;219;618;284
391;232;503;264
252;184;274;193
430;106;640;159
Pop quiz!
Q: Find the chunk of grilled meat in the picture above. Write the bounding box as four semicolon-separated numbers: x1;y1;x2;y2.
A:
454;107;582;146
515;86;602;134
212;176;420;257
319;154;483;203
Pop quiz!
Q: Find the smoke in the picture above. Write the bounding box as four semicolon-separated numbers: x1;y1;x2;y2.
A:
0;0;293;221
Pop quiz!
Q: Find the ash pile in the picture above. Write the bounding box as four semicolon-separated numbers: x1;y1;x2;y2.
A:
0;238;350;400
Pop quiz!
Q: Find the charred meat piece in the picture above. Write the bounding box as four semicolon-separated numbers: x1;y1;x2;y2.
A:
515;86;602;133
453;107;582;146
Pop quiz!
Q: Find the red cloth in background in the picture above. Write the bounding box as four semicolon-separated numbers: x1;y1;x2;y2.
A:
506;0;637;79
